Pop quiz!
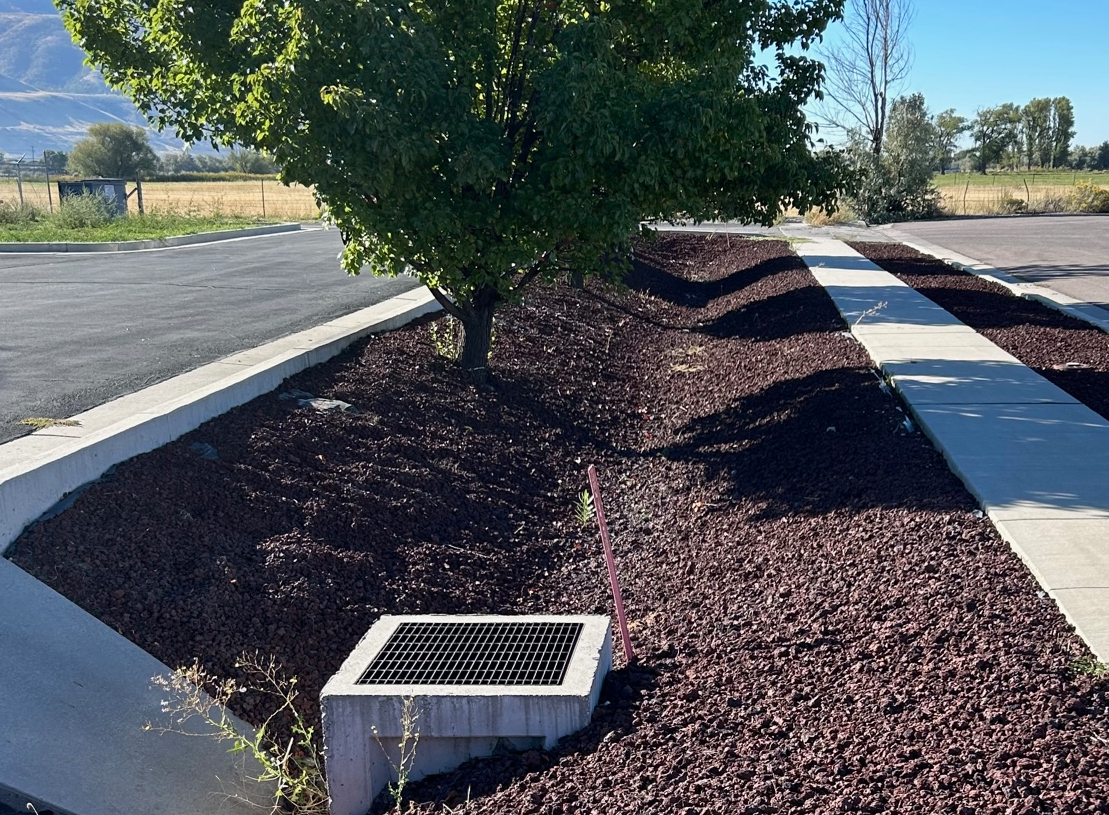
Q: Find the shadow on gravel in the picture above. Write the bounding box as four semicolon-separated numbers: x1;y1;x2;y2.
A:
390;663;660;813
915;284;1101;331
628;251;796;308
658;367;975;518
693;284;845;341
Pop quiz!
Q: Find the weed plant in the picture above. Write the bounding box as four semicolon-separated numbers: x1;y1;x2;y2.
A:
0;200;44;225
147;654;328;814
54;194;115;229
372;696;421;812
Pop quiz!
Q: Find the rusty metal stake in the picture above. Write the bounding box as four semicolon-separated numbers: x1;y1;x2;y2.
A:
587;464;635;665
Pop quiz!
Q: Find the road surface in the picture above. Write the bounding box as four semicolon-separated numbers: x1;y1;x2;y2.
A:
0;228;422;444
885;215;1109;312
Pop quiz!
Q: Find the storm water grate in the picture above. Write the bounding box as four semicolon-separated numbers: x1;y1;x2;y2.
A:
357;621;584;686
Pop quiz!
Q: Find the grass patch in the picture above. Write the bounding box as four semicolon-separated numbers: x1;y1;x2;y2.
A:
933;171;1109;189
0;206;278;243
1071;655;1109;678
18;417;81;429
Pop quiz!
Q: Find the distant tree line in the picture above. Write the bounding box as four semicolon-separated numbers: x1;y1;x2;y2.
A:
837;90;1106;222
941;97;1108;173
966;98;1075;173
4;124;280;179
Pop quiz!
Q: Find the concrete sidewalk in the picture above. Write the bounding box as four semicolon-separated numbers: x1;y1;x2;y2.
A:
795;238;1109;661
1;286;441;813
0;558;273;815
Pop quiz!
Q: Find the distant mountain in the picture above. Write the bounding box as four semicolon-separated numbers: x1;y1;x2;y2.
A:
0;1;187;155
0;9;98;92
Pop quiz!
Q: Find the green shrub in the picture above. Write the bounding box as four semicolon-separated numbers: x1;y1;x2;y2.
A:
1068;181;1109;213
0;200;45;225
846;94;943;224
848;157;942;224
997;196;1027;215
54;194;115;229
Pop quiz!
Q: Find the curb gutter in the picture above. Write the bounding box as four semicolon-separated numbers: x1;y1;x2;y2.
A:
0;287;440;554
879;226;1109;334
0;222;302;253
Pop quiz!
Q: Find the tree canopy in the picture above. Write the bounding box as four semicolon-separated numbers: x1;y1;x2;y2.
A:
68;123;159;179
61;0;848;380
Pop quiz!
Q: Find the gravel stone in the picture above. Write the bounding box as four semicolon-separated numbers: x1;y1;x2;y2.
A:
9;235;1109;814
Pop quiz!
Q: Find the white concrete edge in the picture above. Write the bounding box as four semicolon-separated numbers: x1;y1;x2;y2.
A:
878;227;1109;334
0;222;302;253
0;287;441;554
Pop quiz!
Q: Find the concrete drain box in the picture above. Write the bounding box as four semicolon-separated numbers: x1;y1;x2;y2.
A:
322;614;612;815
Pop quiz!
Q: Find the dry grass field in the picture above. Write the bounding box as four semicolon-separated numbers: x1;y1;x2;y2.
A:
935;171;1109;215
0;178;319;220
939;183;1079;214
4;172;1106;221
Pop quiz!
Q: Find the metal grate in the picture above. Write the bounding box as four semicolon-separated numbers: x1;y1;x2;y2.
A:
358;621;584;686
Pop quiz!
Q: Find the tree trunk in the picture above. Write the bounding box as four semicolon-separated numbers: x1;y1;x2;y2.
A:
459;301;496;385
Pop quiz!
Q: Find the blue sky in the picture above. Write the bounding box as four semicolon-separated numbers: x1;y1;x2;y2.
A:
814;0;1109;147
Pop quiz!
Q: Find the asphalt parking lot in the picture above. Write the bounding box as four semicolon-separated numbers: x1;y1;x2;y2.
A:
0;228;422;445
884;215;1109;312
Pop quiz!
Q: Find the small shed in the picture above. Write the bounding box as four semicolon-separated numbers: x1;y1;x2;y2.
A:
57;179;128;217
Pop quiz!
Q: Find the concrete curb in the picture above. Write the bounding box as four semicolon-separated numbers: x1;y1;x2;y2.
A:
0;222;302;253
878;226;1109;334
0;287;440;554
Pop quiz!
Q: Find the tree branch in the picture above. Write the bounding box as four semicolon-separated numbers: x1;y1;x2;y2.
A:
427;286;463;320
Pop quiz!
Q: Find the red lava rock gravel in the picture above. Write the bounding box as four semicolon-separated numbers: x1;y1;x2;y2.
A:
849;241;1109;421
9;234;1109;814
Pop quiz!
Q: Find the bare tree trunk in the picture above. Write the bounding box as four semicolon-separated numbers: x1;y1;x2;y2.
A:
458;294;497;385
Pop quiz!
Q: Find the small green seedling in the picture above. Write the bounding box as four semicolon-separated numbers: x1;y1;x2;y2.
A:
1071;656;1109;678
574;489;595;526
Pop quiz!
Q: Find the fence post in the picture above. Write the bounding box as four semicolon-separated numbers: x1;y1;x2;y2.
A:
15;165;23;207
136;178;144;215
45;164;54;212
261;178;266;218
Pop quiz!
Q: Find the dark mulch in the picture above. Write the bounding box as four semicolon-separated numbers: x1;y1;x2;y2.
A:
849;241;1109;421
9;234;1109;814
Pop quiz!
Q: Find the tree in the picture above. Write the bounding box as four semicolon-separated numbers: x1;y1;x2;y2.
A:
42;150;68;174
848;92;938;222
68;123;159;179
1048;97;1075;169
227;148;278;175
970;104;1021;173
1068;145;1095;171
819;0;914;158
1098;141;1109;172
60;0;849;382
1020;97;1051;169
933;108;968;174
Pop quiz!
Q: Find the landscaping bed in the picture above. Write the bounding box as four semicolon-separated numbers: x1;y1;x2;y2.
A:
9;234;1109;814
849;241;1109;421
